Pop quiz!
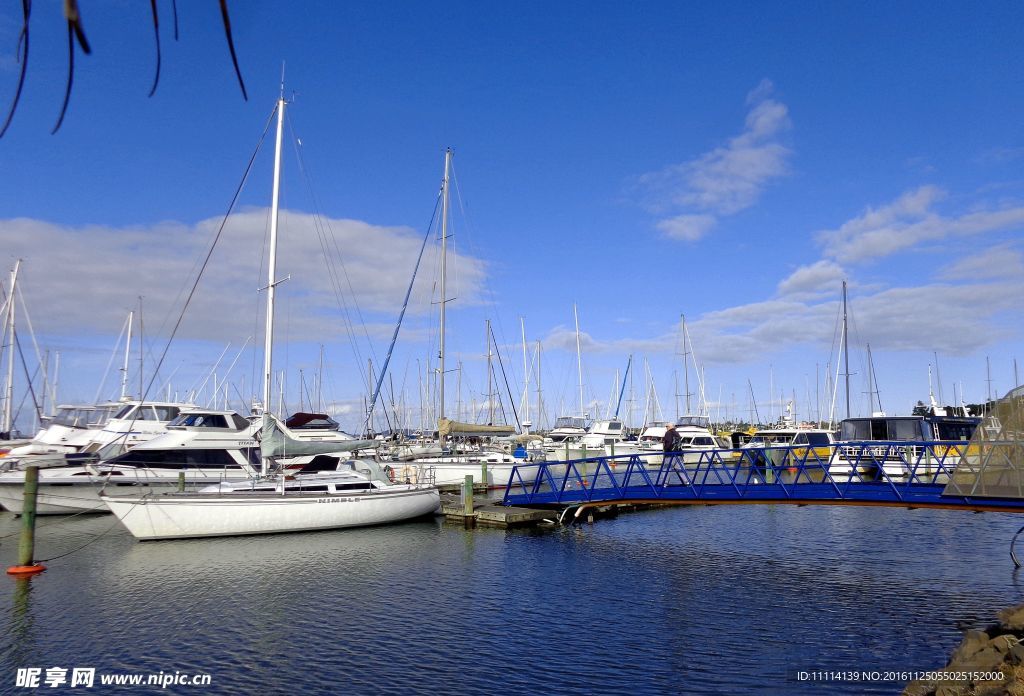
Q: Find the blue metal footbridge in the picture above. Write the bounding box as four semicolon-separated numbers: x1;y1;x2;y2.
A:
502;441;1024;514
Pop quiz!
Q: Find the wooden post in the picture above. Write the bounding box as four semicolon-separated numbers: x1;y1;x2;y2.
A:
178;471;186;492
462;474;474;516
8;466;45;576
481;462;488;489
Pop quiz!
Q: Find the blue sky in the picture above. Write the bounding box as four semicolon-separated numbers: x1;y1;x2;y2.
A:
0;1;1022;433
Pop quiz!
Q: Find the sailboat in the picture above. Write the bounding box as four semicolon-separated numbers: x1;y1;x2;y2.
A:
101;89;439;539
392;150;537;489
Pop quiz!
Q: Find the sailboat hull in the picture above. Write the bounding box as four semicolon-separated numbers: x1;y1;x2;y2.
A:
100;487;440;540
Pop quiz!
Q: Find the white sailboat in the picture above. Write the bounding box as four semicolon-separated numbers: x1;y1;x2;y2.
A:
102;89;439;539
397;150;535;489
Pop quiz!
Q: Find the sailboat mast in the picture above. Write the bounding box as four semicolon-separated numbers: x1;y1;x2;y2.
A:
842;279;851;420
574;303;584;417
535;340;542;431
681;314;691;415
261;92;286;475
438;149;451;446
120;311;133;401
486;319;493;424
3;260;21;435
521;317;530;430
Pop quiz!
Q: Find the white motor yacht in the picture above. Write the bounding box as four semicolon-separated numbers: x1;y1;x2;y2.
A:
0;403;121;470
0;409;259;514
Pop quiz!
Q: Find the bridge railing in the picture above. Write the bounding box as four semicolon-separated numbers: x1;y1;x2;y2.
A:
502;440;986;506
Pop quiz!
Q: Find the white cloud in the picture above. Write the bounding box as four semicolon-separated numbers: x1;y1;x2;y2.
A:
816;186;1024;263
637;79;792;240
687;278;1023;362
776;260;846;298
656;214;717;241
938;243;1024;281
0;210;487;344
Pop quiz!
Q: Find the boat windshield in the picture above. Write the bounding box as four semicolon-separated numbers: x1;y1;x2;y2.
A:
168;413;234;429
112;404;182;422
792;431;834;446
840;418;928;441
553;416;587;430
675;415;711;429
748;432;794;445
52;407;97;428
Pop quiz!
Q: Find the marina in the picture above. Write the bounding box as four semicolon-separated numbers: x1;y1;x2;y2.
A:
0;2;1021;694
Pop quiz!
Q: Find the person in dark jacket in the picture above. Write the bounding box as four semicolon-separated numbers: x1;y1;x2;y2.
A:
662;422;681;452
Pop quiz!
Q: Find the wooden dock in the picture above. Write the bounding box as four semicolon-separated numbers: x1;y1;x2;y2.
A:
439;493;555;528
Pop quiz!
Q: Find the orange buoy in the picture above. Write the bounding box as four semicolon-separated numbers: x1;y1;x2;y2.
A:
7;564;46;576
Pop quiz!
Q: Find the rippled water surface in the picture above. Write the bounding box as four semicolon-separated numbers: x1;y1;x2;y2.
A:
2;504;1022;694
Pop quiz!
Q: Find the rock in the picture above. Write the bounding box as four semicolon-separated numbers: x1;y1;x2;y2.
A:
936;681;971;696
950;631;996;665
956;646;1008;672
999;604;1024;631
904;679;937;696
903;679;937;695
1009;643;1024;665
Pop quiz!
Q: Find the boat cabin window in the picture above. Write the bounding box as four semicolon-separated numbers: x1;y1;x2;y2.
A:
107;448;243;469
231;414;253;430
691;437;717;447
113;404;180;421
840;418;928;441
137;406;180;422
113;404;136;419
334;482;372;491
676;416;711;429
792;432;832;446
169;413;232;429
934;420;979;441
53;408;95;428
293;485;330;492
553;416;587;430
91;407;119;426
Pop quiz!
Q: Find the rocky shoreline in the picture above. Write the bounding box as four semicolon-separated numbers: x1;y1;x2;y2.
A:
904;604;1024;695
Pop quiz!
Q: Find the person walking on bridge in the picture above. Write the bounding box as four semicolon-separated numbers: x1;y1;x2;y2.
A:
662;422;681;453
662;422;689;486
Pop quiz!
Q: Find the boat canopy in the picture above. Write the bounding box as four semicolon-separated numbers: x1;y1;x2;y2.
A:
285;412;340;430
261;417;378;459
437;418;516;438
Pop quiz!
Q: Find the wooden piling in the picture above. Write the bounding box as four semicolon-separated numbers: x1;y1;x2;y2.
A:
462;475;474;516
178;472;186;492
7;466;45;576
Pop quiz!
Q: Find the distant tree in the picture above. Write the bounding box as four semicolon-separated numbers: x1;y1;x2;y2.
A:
1;0;247;138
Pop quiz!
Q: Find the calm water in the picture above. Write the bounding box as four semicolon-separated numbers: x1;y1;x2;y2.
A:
1;503;1022;694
